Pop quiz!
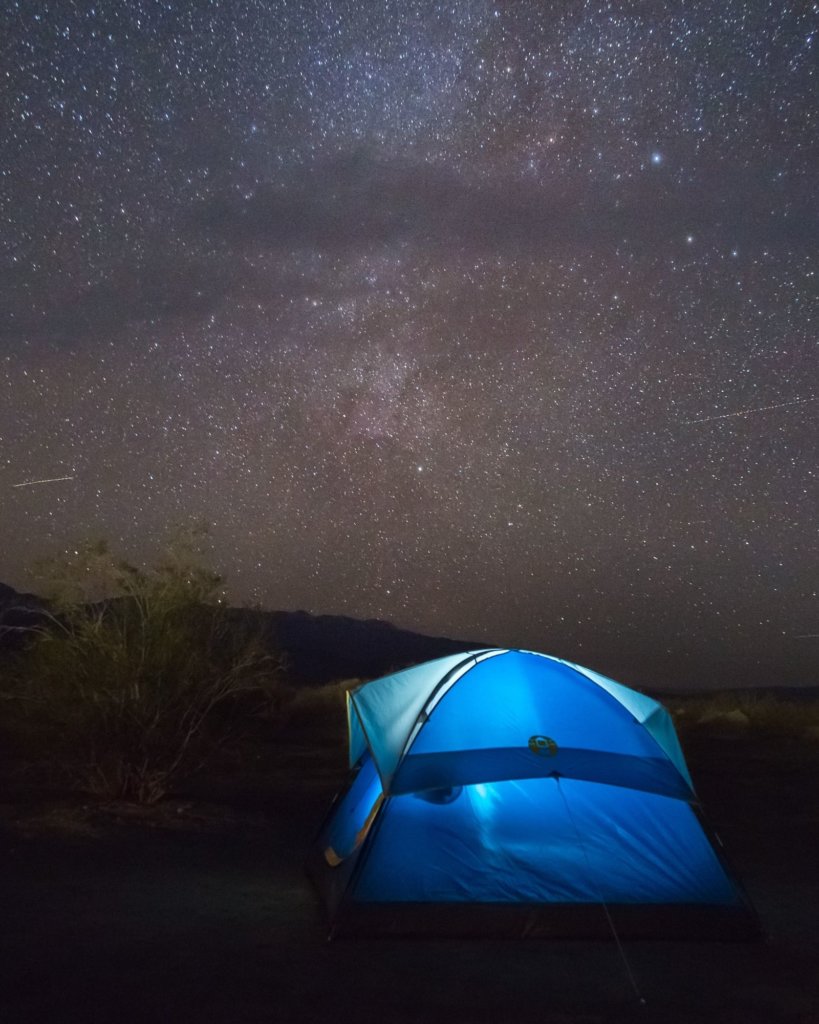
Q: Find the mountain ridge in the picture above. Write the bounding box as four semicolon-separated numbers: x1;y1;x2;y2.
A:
0;581;482;684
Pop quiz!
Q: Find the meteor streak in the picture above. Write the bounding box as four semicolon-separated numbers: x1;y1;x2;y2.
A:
12;475;75;489
682;396;817;425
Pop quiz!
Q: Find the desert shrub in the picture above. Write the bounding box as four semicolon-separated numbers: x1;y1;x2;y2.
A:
5;535;283;804
285;678;359;734
671;692;819;738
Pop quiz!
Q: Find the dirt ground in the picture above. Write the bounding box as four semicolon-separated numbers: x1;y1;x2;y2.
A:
1;729;818;1024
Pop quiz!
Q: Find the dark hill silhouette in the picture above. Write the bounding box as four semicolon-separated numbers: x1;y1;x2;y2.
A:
0;581;482;683
0;581;49;651
3;582;816;694
227;606;483;684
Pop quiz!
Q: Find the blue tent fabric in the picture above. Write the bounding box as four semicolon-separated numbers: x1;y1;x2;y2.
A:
560;658;694;789
309;649;759;939
355;781;736;905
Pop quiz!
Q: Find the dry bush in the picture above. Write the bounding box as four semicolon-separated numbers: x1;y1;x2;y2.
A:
285;678;360;736
671;692;819;739
3;535;284;804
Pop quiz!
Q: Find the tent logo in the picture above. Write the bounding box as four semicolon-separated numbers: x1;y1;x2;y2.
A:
528;735;558;757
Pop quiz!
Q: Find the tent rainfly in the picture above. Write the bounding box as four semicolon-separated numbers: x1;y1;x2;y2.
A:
308;649;760;940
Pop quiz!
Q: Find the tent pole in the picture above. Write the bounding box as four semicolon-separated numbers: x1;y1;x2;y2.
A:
554;775;647;1006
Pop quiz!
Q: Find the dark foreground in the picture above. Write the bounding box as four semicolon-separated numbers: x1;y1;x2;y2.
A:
1;731;818;1024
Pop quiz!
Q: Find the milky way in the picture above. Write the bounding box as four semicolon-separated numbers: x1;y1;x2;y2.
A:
1;1;816;688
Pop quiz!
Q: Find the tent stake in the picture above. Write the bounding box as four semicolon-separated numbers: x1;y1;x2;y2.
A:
554;776;647;1006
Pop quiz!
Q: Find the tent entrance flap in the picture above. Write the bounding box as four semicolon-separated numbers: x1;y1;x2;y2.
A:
323;755;383;866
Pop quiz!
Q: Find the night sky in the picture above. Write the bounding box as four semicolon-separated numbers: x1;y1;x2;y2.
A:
2;1;816;689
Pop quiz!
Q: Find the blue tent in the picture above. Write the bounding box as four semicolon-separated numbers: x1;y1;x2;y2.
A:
308;649;759;939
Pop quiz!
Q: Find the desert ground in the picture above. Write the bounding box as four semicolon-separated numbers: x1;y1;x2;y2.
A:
1;714;818;1024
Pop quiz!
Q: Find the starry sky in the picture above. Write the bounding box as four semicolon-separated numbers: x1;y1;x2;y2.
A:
1;1;817;689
